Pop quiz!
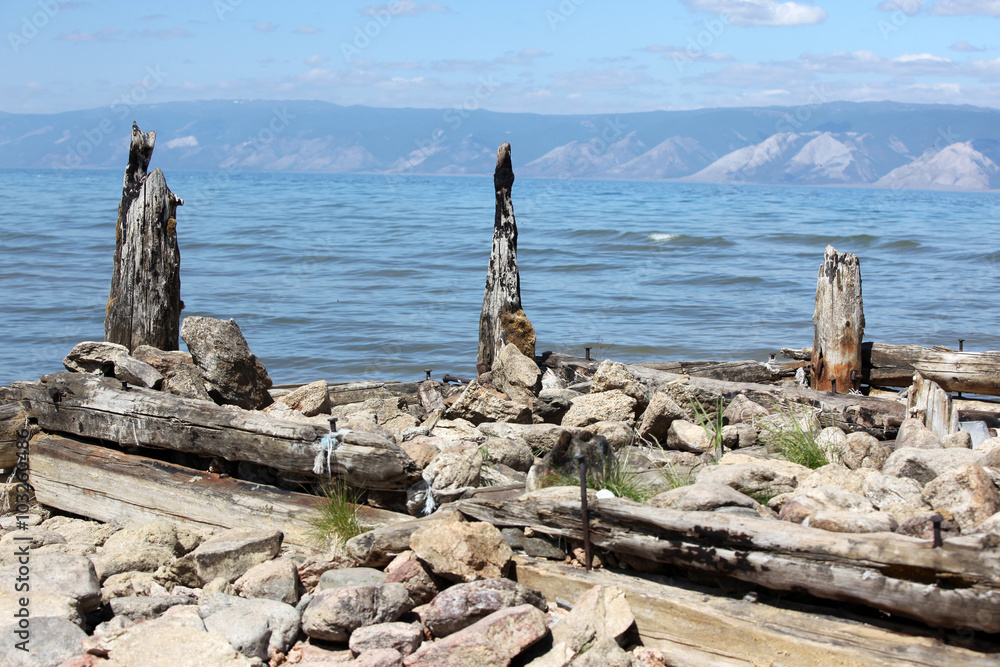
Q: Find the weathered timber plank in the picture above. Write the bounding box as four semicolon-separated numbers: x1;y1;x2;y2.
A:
909;373;959;437
514;556;997;667
458;496;1000;633
811;245;864;392
11;373;420;489
30;434;408;548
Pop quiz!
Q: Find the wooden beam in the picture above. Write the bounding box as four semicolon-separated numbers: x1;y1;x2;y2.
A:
458;495;1000;633
909;373;959;437
29;434;408;548
513;556;997;667
811;245;864;393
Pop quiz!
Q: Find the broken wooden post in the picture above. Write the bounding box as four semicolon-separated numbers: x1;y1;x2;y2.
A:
477;142;535;371
105;122;183;352
908;372;959;437
810;245;864;392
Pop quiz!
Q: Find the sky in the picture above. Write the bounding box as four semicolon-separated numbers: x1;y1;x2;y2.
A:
2;0;1000;116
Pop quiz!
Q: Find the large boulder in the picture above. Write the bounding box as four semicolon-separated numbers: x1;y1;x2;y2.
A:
893;418;942;450
649;483;763;514
635;391;687;443
301;583;411;643
696;454;810;499
666;419;713;453
350;622;423;658
403;604;548;667
882;447;983;486
842;432;889;470
167;528;282;587
419;578;546;638
0;553;101;615
277;380;331;417
199;593;302;656
922;462;1000;533
778;486;877;524
562;390;637;428
409;521;513;583
590;361;649;412
445;379;532;425
722;395;770;426
492;343;542;405
423;446;483;494
384;551;440;607
62;341;129;374
863;472;930;523
180;316;272;410
797;464;871;495
233;557;303;605
0;617;86;667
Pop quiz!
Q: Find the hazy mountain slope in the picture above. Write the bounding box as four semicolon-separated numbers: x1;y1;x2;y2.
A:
875;142;1000;190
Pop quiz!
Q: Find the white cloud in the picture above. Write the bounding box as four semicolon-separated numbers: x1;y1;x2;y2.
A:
930;0;1000;16
56;28;122;42
294;25;322;35
643;44;735;63
253;22;278;32
549;68;656;91
165;136;198;149
305;54;330;66
951;41;986;51
681;0;827;26
360;2;452;17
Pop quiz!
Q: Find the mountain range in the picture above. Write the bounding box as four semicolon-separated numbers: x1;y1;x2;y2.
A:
1;100;999;191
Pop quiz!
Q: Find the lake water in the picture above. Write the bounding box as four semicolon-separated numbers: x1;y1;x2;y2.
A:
2;168;999;387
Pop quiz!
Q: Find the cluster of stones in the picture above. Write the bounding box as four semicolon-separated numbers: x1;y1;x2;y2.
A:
0;512;668;666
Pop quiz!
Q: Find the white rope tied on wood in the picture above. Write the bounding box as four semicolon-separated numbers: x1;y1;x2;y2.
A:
313;428;351;476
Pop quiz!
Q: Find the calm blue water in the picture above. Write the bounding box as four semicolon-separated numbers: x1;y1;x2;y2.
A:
2;168;999;387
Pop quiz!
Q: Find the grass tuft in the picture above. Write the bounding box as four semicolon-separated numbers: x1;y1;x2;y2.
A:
541;449;654;503
308;479;364;550
758;403;829;469
689;395;725;458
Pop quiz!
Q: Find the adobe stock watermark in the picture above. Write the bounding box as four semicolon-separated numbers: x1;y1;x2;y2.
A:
57;65;168;169
8;0;63;53
341;2;412;62
775;84;830;134
878;0;921;41
10;422;34;653
673;13;731;73
213;0;245;21
546;0;587;31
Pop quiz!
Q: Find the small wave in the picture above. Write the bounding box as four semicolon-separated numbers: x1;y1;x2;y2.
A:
648;232;682;243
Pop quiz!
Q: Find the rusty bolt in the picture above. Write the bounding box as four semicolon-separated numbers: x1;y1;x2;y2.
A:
959;339;965;352
121;381;129;391
424;369;432;381
830;379;837;394
328;417;338;432
931;514;943;548
585;347;592;361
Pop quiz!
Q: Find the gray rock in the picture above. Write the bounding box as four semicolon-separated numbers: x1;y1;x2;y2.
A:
971;512;1000;536
277;380;331;417
562;390;637;428
0;529;66;551
409;520;513;583
843;432;889;470
0;592;82;629
356;648;405;666
897;512;961;540
349;621;423;657
203;604;271;662
569;637;635;667
162;362;214;401
666;419;713;453
180;316;273;410
0;552;101;614
483;437;534;472
104;622;254;666
815;427;848;466
91;547;177;582
635;391;687;443
779;486;876;524
492;343;542;405
419;578;546;638
798;464;871;495
168;528;282;587
696;455;810;498
102;516;200;554
113;354;164;389
111;594;196;621
39;516;119;550
590;360;649;412
62;340;128;374
199;592;302;655
418;380;447;413
0;617;85;667
318;567;387;590
943;430;973;449
384;551;440;607
101;571;160;603
404;604;548;667
922;462;1000;533
445;379;533;425
424;446;483;492
881;447;983;486
649;482;761;513
862;472;930;522
233;557;302;605
296;553;356;593
301;583;411;643
722;394;770;426
893;418;943;450
807;510;898;533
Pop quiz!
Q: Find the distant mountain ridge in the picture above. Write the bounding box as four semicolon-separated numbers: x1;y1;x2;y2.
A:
1;100;999;190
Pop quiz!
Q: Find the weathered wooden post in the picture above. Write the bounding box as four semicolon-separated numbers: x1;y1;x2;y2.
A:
105;123;183;351
810;245;864;392
477;142;535;371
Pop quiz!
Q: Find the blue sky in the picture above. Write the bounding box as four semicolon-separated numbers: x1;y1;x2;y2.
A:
3;0;1000;115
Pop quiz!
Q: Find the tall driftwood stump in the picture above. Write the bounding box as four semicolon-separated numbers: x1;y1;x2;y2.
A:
810;245;864;392
105;122;183;352
477;142;535;371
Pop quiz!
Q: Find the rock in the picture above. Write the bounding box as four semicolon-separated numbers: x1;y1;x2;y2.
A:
501;528;567;560
418;380;447;413
131;345;194;372
233;557;302;605
285;641;355;665
897;513;960;540
0;553;100;614
40;516;120;551
346;514;463;569
893;418;942;449
277;380;331;417
318;567;387;590
91;520;199;582
110;595;196;622
445;379;533;425
815;427;848;465
401;436;444;469
0;591;82;629
101;571;159;603
301;583;411;642
922;462;1000;533
881;447;983;486
778;486;877;524
943;430;973;448
477;423;591;457
862;473;930;522
798;464;870;495
203;604;271;661
355;648;406;666
533;393;573;425
350;622;423;657
296;554;357;593
842;432;889;470
483;438;534;472
971;512;1000;536
409;521;513;583
384;551;440;607
720;424;751;449
635;391;687;443
590;421;635;450
524;584;636;666
696;454;810;499
561;391;636;428
62;341;128;374
403;604;547;667
180;316;273;410
104;623;254;667
112;354;164;389
527;430;612;493
0;617;85;667
162;363;214;401
424;446;483;493
568;637;635;666
722;394;770;426
807;510;898;533
167;528;282;587
665;419;713;453
199;593;301;656
649;483;762;514
0;528;66;550
591;361;648;412
492;343;542;405
419;578;546;638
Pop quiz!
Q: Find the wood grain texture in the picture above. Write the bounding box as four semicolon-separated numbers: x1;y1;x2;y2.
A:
811;245;864;392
